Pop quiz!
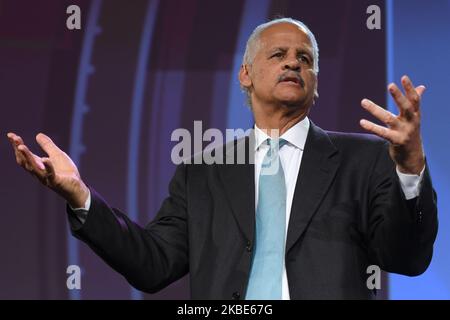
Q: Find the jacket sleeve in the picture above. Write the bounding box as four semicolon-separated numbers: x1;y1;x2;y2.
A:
67;163;189;293
367;141;438;276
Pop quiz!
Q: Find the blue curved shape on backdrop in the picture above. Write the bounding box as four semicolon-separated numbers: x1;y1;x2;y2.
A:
127;0;160;300
68;0;102;300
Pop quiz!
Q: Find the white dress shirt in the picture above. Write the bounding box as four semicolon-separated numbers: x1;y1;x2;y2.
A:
71;116;425;300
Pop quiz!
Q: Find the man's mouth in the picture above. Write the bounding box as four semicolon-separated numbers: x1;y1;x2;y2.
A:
278;74;304;87
281;77;300;84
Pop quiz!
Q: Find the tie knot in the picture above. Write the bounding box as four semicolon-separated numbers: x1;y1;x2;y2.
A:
263;138;287;161
267;138;287;150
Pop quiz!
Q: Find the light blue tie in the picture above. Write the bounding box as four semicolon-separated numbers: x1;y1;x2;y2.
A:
246;138;287;300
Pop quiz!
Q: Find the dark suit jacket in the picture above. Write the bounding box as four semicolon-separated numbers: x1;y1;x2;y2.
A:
68;121;438;299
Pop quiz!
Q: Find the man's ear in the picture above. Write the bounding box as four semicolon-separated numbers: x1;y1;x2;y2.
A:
239;64;252;89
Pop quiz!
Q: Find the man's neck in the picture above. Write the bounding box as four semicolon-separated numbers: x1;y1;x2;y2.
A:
253;103;309;137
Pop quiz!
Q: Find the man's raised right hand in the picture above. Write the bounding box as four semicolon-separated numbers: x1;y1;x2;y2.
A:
6;132;89;208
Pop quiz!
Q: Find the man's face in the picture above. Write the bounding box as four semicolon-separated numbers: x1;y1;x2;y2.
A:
241;23;317;109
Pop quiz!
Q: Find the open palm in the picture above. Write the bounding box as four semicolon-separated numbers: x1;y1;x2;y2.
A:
6;132;89;208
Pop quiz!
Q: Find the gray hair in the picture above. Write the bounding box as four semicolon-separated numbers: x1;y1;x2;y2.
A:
241;18;320;106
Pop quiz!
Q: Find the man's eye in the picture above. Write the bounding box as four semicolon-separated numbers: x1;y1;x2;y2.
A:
299;55;310;64
271;52;284;58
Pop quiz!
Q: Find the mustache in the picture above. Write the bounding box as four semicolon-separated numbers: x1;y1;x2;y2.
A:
278;72;305;87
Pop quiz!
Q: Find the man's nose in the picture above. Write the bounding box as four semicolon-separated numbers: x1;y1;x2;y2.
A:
283;58;301;71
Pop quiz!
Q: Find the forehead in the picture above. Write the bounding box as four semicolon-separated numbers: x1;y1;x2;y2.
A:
259;23;313;50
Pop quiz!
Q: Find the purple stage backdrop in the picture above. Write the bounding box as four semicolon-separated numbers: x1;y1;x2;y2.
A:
0;0;388;299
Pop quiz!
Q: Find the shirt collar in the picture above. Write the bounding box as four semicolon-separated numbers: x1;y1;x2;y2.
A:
254;116;310;151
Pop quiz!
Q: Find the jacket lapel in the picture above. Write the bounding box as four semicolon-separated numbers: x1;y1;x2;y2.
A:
217;135;256;243
286;121;340;253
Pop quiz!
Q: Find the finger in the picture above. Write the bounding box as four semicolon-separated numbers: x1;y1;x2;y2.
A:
359;119;400;144
42;157;55;179
361;99;398;127
388;83;413;115
7;134;27;166
14;151;26;167
7;132;21;141
401;76;421;109
7;133;24;152
7;133;24;147
7;132;17;142
33;154;46;171
17;144;45;173
36;133;62;157
415;85;426;97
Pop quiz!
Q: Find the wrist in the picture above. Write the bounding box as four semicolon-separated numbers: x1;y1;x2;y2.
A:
396;154;425;175
391;137;425;175
67;181;89;208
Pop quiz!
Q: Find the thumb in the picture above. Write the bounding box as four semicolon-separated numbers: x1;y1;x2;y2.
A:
416;85;426;97
36;133;61;157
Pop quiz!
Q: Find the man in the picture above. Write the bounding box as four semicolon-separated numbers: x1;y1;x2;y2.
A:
7;18;437;299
